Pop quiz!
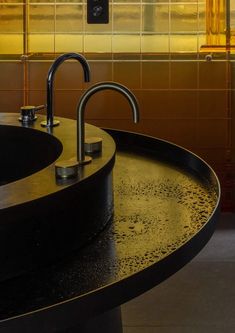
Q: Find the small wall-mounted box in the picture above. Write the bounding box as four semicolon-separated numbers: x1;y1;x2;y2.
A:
87;0;109;24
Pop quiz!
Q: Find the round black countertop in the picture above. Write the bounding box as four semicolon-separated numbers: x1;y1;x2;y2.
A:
0;124;220;333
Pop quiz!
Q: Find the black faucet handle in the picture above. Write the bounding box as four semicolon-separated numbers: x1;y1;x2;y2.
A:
19;105;45;124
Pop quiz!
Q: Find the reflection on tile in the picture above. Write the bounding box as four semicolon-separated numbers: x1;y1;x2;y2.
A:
170;61;198;89
0;90;23;112
54;90;83;119
0;62;23;89
29;5;55;33
198;62;228;89
113;62;141;89
142;62;170;89
88;62;113;86
198;90;228;118
195;119;228;148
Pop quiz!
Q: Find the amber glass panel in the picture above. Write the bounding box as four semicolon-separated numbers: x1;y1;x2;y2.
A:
28;34;55;52
0;0;23;3
0;5;23;33
231;1;235;44
203;0;227;50
231;1;235;28
170;35;198;53
113;0;140;3
169;4;198;53
172;0;199;2
142;4;169;33
55;34;83;53
29;0;54;3
142;0;170;3
113;5;141;32
170;4;198;32
55;0;83;2
0;35;23;54
84;35;112;53
141;34;169;53
112;35;141;53
198;3;206;32
56;5;83;32
29;5;55;33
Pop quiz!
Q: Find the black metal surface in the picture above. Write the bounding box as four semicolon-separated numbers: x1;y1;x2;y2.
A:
87;0;109;24
0;125;62;184
0;114;115;282
0;127;220;332
45;53;90;127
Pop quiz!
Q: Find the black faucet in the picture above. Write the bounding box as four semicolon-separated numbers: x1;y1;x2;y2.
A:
41;52;91;128
76;81;140;164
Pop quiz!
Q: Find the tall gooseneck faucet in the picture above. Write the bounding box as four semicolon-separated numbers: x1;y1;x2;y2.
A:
41;52;91;128
77;81;140;164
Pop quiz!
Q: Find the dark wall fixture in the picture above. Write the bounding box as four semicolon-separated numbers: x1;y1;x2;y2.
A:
87;0;109;24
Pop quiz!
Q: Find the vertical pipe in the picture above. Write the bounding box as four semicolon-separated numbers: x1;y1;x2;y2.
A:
22;0;29;105
225;0;231;49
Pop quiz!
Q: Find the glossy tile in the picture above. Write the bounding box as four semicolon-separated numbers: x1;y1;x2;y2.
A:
113;62;141;89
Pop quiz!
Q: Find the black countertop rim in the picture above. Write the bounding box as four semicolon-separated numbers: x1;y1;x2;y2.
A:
0;201;219;332
103;127;221;197
0;126;221;332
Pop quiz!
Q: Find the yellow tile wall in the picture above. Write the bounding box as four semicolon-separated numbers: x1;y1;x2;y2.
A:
0;0;235;211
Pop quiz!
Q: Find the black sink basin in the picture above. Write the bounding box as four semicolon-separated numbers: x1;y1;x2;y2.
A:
0;114;116;282
0;125;62;185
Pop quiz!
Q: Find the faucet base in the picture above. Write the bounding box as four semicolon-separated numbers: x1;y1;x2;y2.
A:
85;137;103;154
55;159;79;179
79;155;92;165
40;119;60;128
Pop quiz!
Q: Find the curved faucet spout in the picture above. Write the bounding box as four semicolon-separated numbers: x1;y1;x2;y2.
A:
41;52;91;128
76;81;140;164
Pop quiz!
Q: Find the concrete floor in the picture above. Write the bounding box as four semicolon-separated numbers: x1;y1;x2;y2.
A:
121;213;235;333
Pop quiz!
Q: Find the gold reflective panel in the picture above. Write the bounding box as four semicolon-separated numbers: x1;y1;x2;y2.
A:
55;34;83;53
84;35;112;53
112;35;141;53
28;34;55;53
0;5;23;33
142;4;169;33
170;4;198;32
0;34;23;54
113;5;141;32
29;5;55;33
56;5;83;33
0;1;233;56
201;0;235;53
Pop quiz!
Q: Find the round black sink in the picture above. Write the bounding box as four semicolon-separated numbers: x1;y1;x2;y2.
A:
0;114;116;282
0;125;62;185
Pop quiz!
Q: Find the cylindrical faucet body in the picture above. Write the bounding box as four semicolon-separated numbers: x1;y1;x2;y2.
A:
76;81;140;163
45;53;90;127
